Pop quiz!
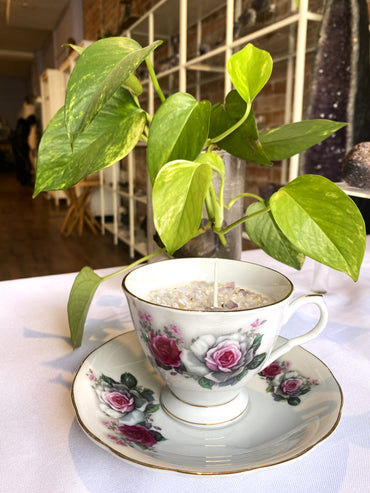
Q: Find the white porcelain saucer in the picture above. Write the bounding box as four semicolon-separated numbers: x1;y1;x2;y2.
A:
71;331;342;475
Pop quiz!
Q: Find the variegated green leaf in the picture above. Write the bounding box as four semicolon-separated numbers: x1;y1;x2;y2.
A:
68;267;103;348
34;88;146;195
152;160;212;255
209;90;271;164
227;44;272;104
65;37;161;144
245;200;305;269
270;175;366;280
260;120;348;160
147;93;211;184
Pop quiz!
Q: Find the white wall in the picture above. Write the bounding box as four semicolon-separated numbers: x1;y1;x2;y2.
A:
54;0;84;68
0;0;85;128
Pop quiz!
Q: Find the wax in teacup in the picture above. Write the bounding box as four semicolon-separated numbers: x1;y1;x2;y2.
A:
147;280;273;311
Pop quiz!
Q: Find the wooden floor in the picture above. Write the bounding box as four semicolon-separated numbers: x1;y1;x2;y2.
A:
0;171;135;281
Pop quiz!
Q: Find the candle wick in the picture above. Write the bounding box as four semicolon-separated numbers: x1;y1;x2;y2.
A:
213;260;218;307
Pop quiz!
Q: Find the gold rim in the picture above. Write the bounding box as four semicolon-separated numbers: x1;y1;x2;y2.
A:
71;331;343;476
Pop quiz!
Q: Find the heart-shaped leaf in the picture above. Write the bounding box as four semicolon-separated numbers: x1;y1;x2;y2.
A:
245;200;305;269
65;37;161;145
227;43;272;104
195;151;225;178
33;88;146;195
147;93;211;184
152;160;212;255
260;119;348;160
270;175;366;280
68;267;103;348
209;91;271;164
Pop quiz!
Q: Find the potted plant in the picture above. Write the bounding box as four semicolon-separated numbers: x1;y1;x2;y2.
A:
33;38;366;348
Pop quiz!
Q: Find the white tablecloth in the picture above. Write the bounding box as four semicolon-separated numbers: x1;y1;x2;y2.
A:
1;238;370;492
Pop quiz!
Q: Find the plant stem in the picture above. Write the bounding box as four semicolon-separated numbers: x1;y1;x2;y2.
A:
217;231;227;246
210;182;223;229
206;103;251;146
145;58;166;103
225;192;264;210
204;189;215;222
102;247;166;282
219;204;271;235
133;94;140;107
193;222;213;237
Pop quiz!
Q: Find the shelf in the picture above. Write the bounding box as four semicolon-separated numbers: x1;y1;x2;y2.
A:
336;182;370;200
125;0;226;44
102;183;147;204
117;189;147;204
118;230;148;257
104;223;148;256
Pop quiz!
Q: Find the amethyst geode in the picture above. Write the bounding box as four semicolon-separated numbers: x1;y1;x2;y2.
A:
301;0;370;181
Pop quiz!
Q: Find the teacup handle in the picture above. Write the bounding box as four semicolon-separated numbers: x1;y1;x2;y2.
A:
263;294;328;368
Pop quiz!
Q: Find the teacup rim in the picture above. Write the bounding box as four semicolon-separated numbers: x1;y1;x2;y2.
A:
122;257;294;313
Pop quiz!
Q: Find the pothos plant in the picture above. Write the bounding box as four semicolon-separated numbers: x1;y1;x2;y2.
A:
33;38;366;348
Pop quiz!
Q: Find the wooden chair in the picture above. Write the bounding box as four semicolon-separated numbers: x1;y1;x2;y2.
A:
61;178;100;236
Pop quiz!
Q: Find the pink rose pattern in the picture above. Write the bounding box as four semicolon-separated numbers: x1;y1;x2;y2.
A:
101;391;135;413
136;311;318;402
117;424;158;448
87;369;166;450
87;359;317;453
148;332;182;367
137;311;186;372
205;341;243;372
137;311;267;388
259;361;319;406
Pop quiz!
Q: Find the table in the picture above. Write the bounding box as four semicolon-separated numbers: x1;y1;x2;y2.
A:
1;238;370;492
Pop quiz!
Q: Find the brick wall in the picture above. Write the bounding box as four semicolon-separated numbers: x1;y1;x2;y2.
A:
83;1;101;40
83;0;161;39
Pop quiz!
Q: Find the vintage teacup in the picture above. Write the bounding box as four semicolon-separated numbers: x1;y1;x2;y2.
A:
122;258;328;428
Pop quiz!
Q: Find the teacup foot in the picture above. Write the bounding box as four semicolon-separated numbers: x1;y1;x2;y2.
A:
160;386;249;428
